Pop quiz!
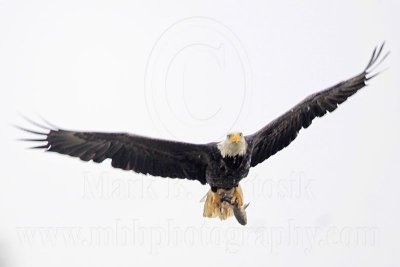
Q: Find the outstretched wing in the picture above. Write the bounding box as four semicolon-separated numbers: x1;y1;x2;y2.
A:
247;43;389;167
18;123;214;184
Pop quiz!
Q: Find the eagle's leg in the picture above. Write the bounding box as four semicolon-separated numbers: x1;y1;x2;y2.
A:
230;185;244;208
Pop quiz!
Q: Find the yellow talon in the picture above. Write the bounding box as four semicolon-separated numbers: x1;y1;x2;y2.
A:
231;186;244;208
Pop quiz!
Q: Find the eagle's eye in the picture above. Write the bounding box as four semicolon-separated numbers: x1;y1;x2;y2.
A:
227;134;232;139
239;132;243;137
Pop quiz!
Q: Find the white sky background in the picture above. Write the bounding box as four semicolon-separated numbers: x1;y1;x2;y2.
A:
0;0;399;266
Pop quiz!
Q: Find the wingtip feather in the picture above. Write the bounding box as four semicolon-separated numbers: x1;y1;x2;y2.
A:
29;146;49;150
13;124;48;136
18;113;53;130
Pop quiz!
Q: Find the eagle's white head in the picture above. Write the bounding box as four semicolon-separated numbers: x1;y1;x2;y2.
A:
217;131;247;158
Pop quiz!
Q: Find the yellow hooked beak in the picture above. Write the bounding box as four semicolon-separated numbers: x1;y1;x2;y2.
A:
230;132;242;143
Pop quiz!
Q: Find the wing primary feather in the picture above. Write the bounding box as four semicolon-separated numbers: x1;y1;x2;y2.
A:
367;51;390;74
92;143;111;163
373;42;385;64
37;115;60;130
366;72;380;81
65;144;95;158
18;114;53;130
376;51;390;67
94;142;111;156
18;138;48;142
366;43;388;72
123;150;133;170
366;45;377;69
29;144;50;149
105;142;124;157
14;125;48;135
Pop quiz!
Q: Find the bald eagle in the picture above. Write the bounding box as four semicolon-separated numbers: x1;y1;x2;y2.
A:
19;43;388;225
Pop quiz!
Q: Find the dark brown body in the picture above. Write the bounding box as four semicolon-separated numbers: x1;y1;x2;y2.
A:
205;144;252;190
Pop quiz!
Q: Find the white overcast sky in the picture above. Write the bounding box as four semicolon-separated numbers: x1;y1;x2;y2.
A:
1;0;400;267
